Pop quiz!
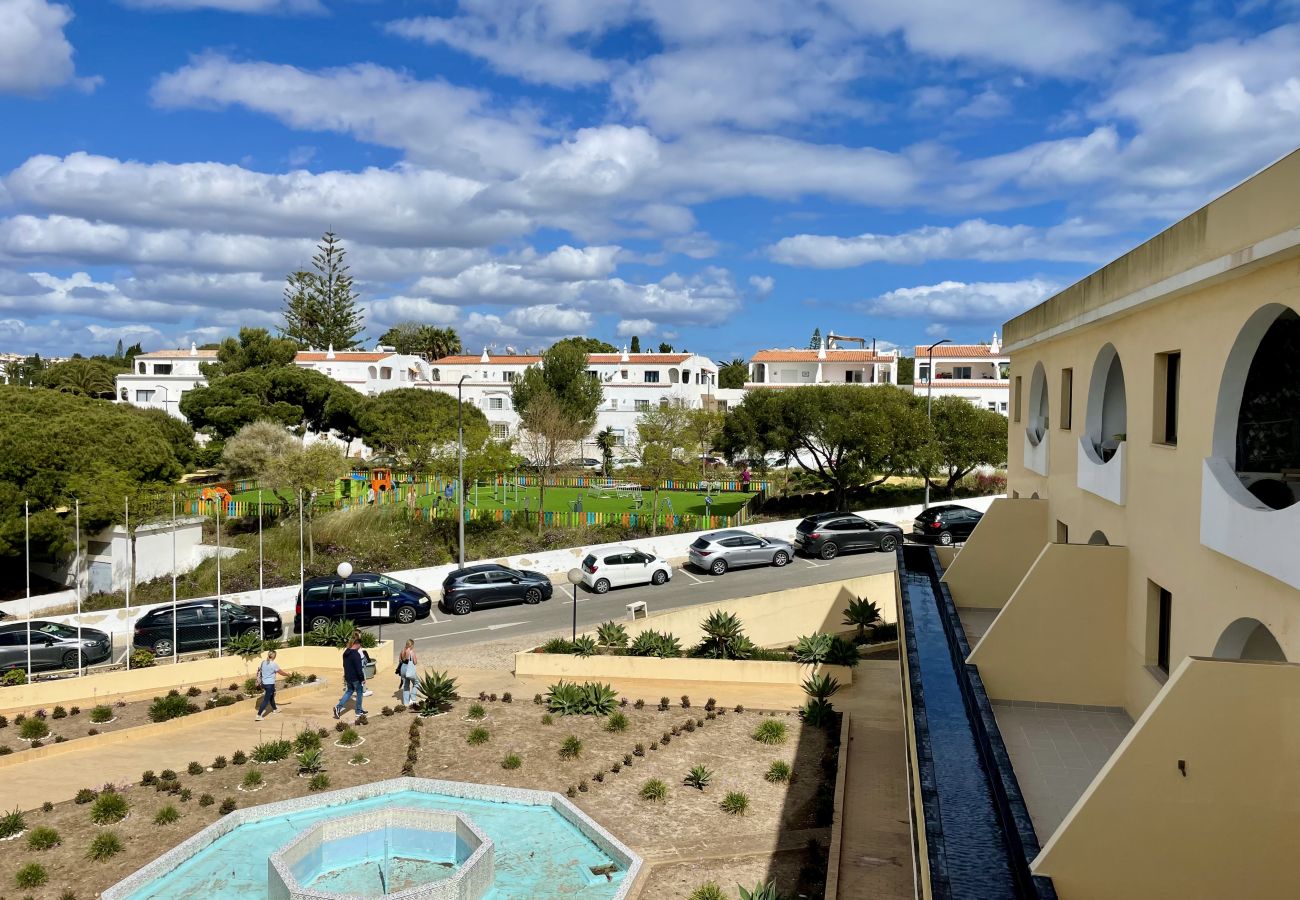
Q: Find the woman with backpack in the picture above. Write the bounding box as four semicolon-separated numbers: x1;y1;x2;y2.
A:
398;639;418;706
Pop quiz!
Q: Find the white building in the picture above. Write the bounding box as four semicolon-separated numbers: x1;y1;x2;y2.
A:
746;341;899;388
115;344;216;418
425;348;719;449
913;333;1011;415
292;348;433;395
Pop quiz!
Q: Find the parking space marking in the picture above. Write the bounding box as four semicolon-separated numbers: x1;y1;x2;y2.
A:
803;560;828;569
414;620;528;640
680;569;706;585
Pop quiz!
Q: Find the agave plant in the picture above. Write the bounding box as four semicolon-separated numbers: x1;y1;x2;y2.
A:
738;880;785;900
697;611;753;660
571;636;599;658
630;630;682;659
296;748;324;774
791;633;834;665
595;621;629;648
416;670;460;716
545;681;585;716
801;698;836;727
801;672;841;701
825;636;861;668
683;764;713;790
578;682;619;715
227;630;263;660
842;597;884;643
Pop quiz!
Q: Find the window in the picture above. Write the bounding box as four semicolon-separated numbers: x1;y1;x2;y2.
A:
587;370;600;381
998;362;1011;380
918;364;930;382
430;368;440;381
659;397;669;408
138;362;146;374
613;429;626;446
1147;581;1174;676
645;370;660;383
1153;351;1180;445
503;371;517;382
1056;520;1069;543
620;369;629;380
634;399;649;411
845;370;864;383
800;369;813;382
135;389;155;402
154;363;172;375
1060;368;1073;429
488;397;504;410
491;423;509;441
988;402;997;411
1000;402;1008;413
716;400;729;412
953;366;972;379
1013;376;1023;422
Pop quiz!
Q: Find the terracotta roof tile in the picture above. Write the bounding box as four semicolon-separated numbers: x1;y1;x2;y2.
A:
911;344;1004;358
135;349;219;358
295;352;394;362
752;350;892;363
917;380;1010;388
434;353;700;365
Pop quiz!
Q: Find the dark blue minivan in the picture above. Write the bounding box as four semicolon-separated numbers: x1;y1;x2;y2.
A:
293;573;433;633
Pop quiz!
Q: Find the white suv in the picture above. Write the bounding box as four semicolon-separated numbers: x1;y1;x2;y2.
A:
581;547;673;594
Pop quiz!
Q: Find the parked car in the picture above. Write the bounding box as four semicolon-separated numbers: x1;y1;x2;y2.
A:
794;513;904;559
566;457;603;470
911;504;984;546
293;572;434;633
133;599;283;657
440;564;553;615
688;529;794;575
0;620;112;672
581;547;673;593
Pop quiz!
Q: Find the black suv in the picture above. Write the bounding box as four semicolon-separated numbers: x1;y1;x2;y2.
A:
133;600;283;657
440;564;553;615
794;513;904;559
911;504;984;546
293;573;433;633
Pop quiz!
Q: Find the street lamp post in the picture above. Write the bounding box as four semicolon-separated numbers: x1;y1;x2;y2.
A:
566;568;583;642
924;338;952;509
457;375;470;571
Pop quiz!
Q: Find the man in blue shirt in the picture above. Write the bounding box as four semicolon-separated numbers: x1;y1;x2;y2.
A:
333;637;368;721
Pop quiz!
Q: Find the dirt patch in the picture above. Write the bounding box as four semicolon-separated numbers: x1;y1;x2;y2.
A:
0;695;839;899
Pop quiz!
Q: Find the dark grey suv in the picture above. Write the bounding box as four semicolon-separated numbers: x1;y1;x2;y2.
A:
0;621;112;673
794;513;904;559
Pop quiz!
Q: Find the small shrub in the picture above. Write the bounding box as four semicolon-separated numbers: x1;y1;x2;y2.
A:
19;718;49;740
42;800;53;812
633;743;645;756
74;788;97;804
623;753;633;765
87;830;123;860
639;778;668;802
671;724;681;736
704;697;717;711
720;791;750;815
541;713;554;726
148;694;197;723
232;750;248;765
658;697;670;711
89;705;114;724
199;793;214;807
296;748;325;774
180;789;192;802
612;761;622;773
1;668;27;686
0;807;26;839
27;826;60;850
141;770;157;786
241;768;264;790
89;792;128;825
14;862;48;888
335;721;347;733
593;771;604;783
381;706;394;717
706;711;717;720
765;760;793;784
684;765;713;790
52;705;67;719
696;717;704;727
350;752;368;765
559;735;583;760
566;785;577;798
752;720;788;745
684;720;696;733
467;703;486;720
501;692;512;703
337;728;360;747
187;761;203;776
31;737;44;747
606;711;629;733
55;734;67;743
649;741;658;751
87;728;98;736
131;649;156;668
467;727;490;746
0;714;7;727
681;695;691;708
154;805;180;826
252;739;293;762
69;706;80;716
661;733;672;745
533;693;543;705
309;773;330;791
293;728;321;753
0;745;11;755
160;768;177;781
578;780;588;792
186;686;202;698
634;698;645;709
690;882;725;900
489;693;498;702
735;704;745;713
501;752;522;770
219;797;237;814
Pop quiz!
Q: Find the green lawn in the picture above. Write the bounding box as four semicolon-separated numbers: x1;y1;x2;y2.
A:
421;483;751;517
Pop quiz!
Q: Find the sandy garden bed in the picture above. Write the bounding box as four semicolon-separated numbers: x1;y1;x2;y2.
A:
0;689;839;899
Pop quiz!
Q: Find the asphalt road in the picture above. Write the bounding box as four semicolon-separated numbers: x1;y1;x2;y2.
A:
366;549;899;652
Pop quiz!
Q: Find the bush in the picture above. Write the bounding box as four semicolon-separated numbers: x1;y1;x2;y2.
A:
293;728;321;753
241;769;263;790
639;778;668;802
180;788;192;802
187;761;204;776
684;765;713;790
154;805;180;826
351;752;368;765
752;720;788;745
467;703;486;720
501;752;522;770
415;669;459;716
131;649;156;668
545;680;618;716
765;760;793;784
533;693;543;705
251;739;293;762
14;862;48;888
74;788;97;805
540;713;554;726
634;698;645;709
825;636;860;668
148;693;197;723
629;630;681;658
186;686;202;697
596;621;629;647
198;794;214;807
52;705;67;719
466;727;490;746
0;807;26;839
41;800;53;812
89;792;128;825
232;750;247;765
689;882;725;900
309;773;330;791
540;637;576;654
792;632;834;664
720;791;750;815
658;697;670;711
800;698;836;728
140;770;157;786
297;748;325;774
87;830;123;861
605;711;629;733
338;728;360;747
577;780;588;792
69;705;80;716
0;745;11;755
2;667;28;686
558;735;583;760
0;714;6;727
19;717;49;740
27;825;60;850
501;692;512;703
220;797;237;814
89;705;114;724
571;635;598;657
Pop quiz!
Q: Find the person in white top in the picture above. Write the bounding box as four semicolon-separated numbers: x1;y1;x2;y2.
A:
255;650;293;721
398;639;418;706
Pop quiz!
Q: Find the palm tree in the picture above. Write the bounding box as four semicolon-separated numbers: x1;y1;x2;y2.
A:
595;427;617;476
842;597;883;644
718;357;748;389
429;327;462;360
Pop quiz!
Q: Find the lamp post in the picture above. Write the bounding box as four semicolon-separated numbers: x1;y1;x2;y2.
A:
924;338;952;509
457;375;469;571
566;568;583;642
337;561;353;623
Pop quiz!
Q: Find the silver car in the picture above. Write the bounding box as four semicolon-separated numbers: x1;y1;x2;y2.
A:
688;529;794;576
0;620;112;673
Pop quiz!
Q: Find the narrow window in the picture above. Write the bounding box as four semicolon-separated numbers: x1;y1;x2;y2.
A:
645;370;660;383
1153;351;1180;445
1060;368;1073;430
1013;376;1023;422
1056;520;1069;544
1147;580;1174;676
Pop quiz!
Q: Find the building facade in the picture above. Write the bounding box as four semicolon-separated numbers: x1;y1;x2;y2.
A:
926;150;1300;898
913;334;1010;415
114;344;216;418
746;341;898;389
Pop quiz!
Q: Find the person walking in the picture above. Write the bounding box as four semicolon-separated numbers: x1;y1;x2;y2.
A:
353;628;376;698
333;636;368;721
398;639;418;706
254;649;290;721
740;466;752;493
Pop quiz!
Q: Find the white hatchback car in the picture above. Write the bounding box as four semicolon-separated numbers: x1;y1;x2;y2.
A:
581;546;673;594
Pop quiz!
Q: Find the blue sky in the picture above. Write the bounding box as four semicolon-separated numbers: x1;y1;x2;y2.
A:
2;0;1299;362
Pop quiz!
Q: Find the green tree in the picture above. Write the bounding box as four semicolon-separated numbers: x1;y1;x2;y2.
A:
926;396;1007;496
718;358;748;390
720;385;931;509
265;441;350;563
377;323;462;360
280;231;364;350
551;336;617;354
896;356;915;385
203;328;298;378
635;399;693;533
684;408;724;478
629;336;641;353
511;342;603;530
3;354;49;386
595;426;617;476
221;421;299;481
657;342;674;353
809;328;822;350
38;358;120;398
361;389;487;474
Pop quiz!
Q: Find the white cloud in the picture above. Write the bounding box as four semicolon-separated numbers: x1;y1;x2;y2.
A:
866;278;1060;322
768;218;1105;268
0;0;89;94
366;296;461;330
462;304;593;346
120;0;324;12
616;318;655;337
748;275;774;298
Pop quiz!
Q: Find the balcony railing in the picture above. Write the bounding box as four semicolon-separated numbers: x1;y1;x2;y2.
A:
1077;437;1125;505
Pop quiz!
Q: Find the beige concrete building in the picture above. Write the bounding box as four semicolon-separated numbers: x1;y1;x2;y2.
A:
935;150;1300;898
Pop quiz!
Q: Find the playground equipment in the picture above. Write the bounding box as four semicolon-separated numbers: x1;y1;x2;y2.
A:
200;484;232;504
369;467;394;499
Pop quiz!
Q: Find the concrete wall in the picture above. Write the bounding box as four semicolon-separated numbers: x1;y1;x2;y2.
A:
1033;657;1300;899
940;498;1049;609
967;543;1129;707
514;652;854;687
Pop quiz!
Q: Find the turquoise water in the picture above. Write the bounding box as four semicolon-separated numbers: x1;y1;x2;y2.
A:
295;827;469;897
123;791;625;899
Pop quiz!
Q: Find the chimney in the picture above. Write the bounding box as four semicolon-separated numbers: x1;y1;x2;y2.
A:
480;347;490;363
990;332;1001;354
621;345;629;363
189;341;197;357
326;344;336;360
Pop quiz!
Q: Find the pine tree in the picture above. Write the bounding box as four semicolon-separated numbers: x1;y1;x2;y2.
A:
280;231;365;349
630;336;641;353
809;328;822;350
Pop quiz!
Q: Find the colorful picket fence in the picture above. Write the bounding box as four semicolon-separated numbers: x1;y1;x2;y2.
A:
509;473;771;493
